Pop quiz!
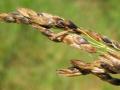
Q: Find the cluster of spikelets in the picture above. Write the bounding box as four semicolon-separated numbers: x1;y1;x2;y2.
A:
0;8;120;86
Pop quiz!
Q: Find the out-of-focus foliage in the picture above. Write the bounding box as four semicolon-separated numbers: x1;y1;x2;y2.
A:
0;0;120;90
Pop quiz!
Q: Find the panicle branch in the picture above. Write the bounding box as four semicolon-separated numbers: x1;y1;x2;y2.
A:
0;8;120;86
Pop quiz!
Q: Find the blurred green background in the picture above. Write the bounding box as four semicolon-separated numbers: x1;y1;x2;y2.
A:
0;0;120;90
